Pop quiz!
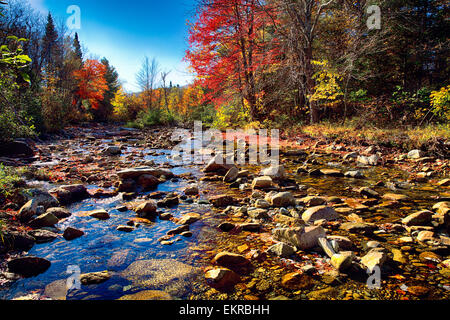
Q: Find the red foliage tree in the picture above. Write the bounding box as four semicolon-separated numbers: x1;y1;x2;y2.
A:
73;59;108;110
185;0;279;119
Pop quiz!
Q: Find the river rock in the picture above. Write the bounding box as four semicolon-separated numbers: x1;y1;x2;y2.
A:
117;225;134;232
281;272;315;290
137;174;160;189
247;208;270;219
360;250;388;271
224;166;239;182
80;271;111;285
267;242;295;258
382;193;409;201
320;169;344;177
28;212;59;229
340;222;377;234
273;226;326;250
23;189;60;209
0;140;34;158
46;207;71;219
203;155;234;173
270;192;296;207
302;206;339;224
358;187;380;198
218;222;236;232
117;167;174;180
134;201;157;217
402;210;433;226
433;202;450;215
183;184;199;196
318;237;336;258
17;199;42;223
357;155;379;166
88;209;110;220
63;227;84;240
407;149;423;159
205;268;240;290
49;184;89;205
345;171;365;179
251;176;273;189
299;196;327;207
209;195;235;207
28;230;58;244
103;146;121;156
261;165;286;179
177;212;201;225
2;231;35;251
212;252;251;271
255;199;271;209
118;179;136;192
331;252;353;272
8;257;51;277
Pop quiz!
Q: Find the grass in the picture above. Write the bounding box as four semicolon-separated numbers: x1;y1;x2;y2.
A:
301;120;450;151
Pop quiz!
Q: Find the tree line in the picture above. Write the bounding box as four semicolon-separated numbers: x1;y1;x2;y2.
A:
185;0;449;128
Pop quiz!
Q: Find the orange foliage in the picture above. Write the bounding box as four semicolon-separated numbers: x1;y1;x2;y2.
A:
73;59;108;110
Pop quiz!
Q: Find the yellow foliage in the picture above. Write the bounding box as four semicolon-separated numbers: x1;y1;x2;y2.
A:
430;85;450;121
309;60;343;107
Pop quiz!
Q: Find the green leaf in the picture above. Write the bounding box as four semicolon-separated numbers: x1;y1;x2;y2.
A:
20;72;31;84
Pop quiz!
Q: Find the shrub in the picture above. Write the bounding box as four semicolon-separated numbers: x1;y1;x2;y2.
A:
0;165;22;202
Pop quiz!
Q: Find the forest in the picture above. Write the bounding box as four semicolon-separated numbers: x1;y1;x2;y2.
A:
1;0;449;141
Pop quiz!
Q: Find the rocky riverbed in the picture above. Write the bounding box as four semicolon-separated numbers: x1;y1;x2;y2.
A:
0;124;449;300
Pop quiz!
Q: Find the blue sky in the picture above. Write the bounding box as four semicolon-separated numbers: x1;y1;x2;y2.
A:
29;0;196;92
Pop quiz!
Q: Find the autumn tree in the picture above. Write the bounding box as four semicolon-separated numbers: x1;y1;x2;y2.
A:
186;0;277;120
73;59;108;113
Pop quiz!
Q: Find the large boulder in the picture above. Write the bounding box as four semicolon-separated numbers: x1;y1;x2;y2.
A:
134;201;157;218
137;174;160;189
49;184;89;205
17;199;43;223
8;257;51;277
1;231;35;251
273;226;326;250
302;206;339;224
0;140;34;158
402;210;433;226
223;166;239;183
28;212;59;229
203;155;234;173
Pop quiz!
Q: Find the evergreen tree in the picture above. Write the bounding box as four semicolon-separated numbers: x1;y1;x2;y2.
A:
42;13;62;74
73;32;83;63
